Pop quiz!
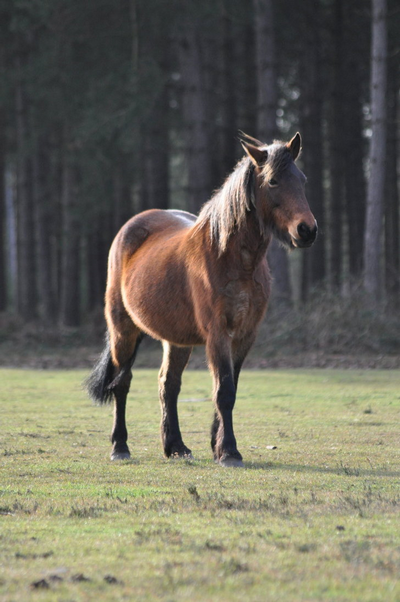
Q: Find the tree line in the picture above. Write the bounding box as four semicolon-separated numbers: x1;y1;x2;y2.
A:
0;0;399;327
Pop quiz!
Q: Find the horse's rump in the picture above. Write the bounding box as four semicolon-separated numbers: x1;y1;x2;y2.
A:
108;209;205;346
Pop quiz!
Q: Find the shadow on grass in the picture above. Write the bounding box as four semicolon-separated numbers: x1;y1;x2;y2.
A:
246;461;400;478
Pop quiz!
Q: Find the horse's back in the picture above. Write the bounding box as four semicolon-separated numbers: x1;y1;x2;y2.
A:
165;209;197;225
112;209;195;259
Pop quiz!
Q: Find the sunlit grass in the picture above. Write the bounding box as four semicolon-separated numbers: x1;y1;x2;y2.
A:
1;369;399;601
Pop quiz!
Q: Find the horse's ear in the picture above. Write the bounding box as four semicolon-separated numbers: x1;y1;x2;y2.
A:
238;130;264;148
287;132;302;161
240;140;268;167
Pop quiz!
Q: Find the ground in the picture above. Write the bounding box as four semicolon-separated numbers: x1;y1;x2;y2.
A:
1;368;399;601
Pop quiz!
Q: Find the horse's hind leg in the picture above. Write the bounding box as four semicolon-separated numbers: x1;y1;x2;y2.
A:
107;306;143;461
159;342;192;458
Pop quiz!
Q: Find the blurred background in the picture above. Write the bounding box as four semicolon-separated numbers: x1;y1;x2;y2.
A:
0;0;399;366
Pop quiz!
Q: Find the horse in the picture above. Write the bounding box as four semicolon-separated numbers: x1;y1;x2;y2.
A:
86;132;317;467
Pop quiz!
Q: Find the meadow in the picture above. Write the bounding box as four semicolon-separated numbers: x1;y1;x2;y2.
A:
1;368;399;602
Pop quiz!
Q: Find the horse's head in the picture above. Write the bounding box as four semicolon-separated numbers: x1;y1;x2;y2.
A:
240;132;317;249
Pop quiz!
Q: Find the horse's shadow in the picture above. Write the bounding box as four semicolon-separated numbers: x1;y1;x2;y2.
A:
245;461;400;478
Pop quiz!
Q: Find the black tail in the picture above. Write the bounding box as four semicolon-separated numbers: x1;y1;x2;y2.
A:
85;334;115;404
85;333;144;405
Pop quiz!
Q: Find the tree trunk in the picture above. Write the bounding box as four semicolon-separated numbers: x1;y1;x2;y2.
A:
254;0;292;307
201;15;220;193
363;0;387;301
299;0;325;300
33;138;58;323
86;229;106;314
112;158;132;233
140;85;170;212
5;167;18;309
139;24;170;213
15;60;37;321
0;34;6;311
254;0;277;141
343;0;367;279
235;16;257;140
0;104;6;311
329;0;345;289
384;58;399;298
60;148;80;327
217;2;237;182
177;16;211;213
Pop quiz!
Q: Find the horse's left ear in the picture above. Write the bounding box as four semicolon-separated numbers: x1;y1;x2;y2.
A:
240;140;268;167
287;132;302;161
238;130;264;148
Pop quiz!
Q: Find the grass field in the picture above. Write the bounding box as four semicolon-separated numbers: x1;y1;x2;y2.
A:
1;368;400;602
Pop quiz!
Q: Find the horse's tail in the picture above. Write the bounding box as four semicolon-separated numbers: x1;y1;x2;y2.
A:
85;332;144;405
85;333;115;404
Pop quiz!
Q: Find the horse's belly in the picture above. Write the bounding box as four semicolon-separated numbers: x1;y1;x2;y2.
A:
122;265;204;346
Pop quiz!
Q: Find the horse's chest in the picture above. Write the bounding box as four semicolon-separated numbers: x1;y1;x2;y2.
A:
225;286;249;320
223;280;266;335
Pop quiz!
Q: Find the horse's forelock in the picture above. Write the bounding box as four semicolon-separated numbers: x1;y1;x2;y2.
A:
261;143;292;182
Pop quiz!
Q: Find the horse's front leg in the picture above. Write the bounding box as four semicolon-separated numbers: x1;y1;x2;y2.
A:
159;342;193;458
207;336;243;467
210;334;255;465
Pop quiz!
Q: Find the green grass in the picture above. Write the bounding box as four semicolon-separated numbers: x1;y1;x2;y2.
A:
1;368;400;602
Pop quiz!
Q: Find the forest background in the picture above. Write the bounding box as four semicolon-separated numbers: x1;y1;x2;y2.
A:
0;0;399;367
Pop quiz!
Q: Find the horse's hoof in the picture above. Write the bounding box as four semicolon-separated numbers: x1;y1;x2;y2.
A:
170;450;194;460
168;444;193;459
110;451;131;461
219;456;244;468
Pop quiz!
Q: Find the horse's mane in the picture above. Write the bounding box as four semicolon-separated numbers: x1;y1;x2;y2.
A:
194;141;292;254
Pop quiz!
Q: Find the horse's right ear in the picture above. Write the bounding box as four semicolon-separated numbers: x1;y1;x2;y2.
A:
240;140;268;167
287;132;302;161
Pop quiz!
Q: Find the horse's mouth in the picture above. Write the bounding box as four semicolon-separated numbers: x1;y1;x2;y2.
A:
274;229;316;251
291;237;316;249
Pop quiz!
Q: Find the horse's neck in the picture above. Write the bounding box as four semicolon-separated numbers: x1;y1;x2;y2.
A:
227;209;272;271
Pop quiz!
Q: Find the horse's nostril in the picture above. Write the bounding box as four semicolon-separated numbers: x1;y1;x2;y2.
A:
297;222;312;240
296;222;317;244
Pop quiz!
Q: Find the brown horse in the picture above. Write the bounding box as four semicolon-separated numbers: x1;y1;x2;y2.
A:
86;132;317;467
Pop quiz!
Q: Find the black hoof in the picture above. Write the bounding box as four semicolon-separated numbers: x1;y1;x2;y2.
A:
110;446;131;461
171;451;194;460
217;451;244;467
167;444;193;459
219;456;244;467
111;451;131;461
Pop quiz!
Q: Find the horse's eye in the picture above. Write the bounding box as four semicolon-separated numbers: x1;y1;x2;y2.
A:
268;178;278;187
